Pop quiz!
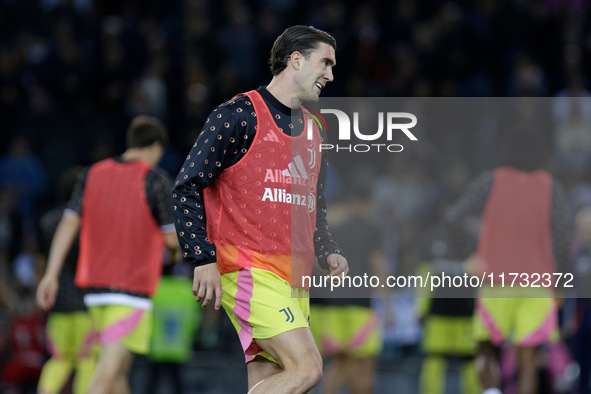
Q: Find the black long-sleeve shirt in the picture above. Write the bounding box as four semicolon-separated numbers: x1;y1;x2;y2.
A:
172;86;342;268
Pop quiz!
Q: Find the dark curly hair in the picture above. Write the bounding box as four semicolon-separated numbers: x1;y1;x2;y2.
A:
268;25;336;76
126;115;168;149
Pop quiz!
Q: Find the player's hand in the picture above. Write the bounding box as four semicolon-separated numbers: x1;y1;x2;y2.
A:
36;274;58;311
462;253;480;275
193;263;223;310
168;247;182;264
327;253;349;277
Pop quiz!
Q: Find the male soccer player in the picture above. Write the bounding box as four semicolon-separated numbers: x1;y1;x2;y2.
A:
37;115;180;394
447;124;571;394
172;25;349;393
37;167;96;394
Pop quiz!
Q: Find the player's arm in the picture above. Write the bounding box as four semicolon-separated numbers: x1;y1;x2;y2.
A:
171;102;251;308
551;180;572;276
313;129;348;276
171;105;249;266
42;213;80;279
37;213;80;310
36;169;87;310
163;231;181;263
445;171;494;260
146;168;182;263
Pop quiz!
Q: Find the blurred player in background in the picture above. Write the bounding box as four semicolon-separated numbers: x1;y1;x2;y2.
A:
310;185;389;394
172;25;348;394
416;238;480;394
447;124;571;394
37;115;180;394
37;166;97;394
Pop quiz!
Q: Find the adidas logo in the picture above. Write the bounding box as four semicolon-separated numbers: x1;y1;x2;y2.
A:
263;130;280;142
284;155;308;179
264;155;309;185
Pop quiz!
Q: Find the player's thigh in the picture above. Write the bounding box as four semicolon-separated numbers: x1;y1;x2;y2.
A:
514;296;556;346
474;297;515;345
255;326;322;370
95;341;134;379
221;268;312;363
46;313;77;358
346;356;377;393
246;356;283;387
71;311;95;356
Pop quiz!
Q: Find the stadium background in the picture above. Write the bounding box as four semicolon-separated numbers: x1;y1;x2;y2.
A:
0;0;590;392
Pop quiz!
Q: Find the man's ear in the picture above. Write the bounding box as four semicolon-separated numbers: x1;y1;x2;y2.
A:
289;51;303;70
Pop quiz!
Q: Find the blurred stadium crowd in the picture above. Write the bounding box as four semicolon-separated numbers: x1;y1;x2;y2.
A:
1;0;591;392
